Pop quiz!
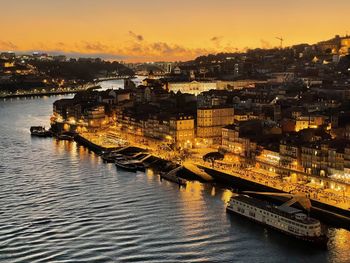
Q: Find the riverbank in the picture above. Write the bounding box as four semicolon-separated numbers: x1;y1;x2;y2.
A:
6;93;349;261
198;164;350;229
67;129;350;229
75;134;121;153
67;131;202;186
0;84;97;99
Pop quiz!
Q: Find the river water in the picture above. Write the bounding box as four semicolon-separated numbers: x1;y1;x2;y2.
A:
0;95;349;263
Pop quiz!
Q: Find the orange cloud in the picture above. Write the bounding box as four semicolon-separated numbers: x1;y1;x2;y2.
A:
260;39;273;49
0;41;18;50
128;31;144;42
0;37;227;62
83;41;109;52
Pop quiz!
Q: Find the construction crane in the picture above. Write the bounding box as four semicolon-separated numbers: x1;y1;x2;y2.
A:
276;36;284;49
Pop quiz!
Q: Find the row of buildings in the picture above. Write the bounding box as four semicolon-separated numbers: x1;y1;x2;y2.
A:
49;33;350;193
51;78;349;178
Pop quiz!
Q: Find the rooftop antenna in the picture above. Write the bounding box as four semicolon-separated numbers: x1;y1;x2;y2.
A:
276;36;284;49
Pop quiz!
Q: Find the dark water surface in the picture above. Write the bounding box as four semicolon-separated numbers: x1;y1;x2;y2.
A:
0;96;349;263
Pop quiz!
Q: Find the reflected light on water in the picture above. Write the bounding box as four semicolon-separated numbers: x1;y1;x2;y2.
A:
221;189;234;203
331;228;350;250
1;95;350;262
211;186;216;196
182;181;205;199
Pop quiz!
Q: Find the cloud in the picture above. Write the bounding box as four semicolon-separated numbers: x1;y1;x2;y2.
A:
16;49;128;61
0;41;18;50
83;41;109;52
260;39;272;49
56;42;65;48
0;36;240;62
210;36;222;42
210;36;223;48
129;31;144;42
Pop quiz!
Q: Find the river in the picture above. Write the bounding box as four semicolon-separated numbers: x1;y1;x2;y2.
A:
0;95;349;263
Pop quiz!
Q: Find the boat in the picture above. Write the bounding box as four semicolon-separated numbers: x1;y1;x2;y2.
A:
123;159;146;172
102;150;147;163
57;134;74;141
101;155;116;163
30;126;52;137
159;170;187;186
199;165;350;229
101;152;125;163
226;192;328;248
115;160;138;172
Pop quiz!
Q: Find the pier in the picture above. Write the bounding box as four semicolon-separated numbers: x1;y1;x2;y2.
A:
42;125;350;229
74;134;120;154
160;166;187;186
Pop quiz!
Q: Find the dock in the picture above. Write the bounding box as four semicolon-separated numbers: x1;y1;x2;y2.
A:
183;161;213;182
199;164;350;229
36;123;350;229
160;166;187;186
74;134;120;154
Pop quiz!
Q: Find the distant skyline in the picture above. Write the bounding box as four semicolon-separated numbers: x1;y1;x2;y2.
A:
1;0;349;62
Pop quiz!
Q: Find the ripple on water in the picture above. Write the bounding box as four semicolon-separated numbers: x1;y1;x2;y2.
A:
0;96;347;263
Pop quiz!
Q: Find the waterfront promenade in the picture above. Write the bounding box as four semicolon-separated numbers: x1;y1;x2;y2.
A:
76;127;350;216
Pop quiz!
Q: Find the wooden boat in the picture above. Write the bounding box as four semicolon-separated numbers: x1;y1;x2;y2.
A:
159;171;187;186
115;160;138;172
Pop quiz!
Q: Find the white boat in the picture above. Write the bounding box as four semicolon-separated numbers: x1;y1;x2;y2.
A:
227;193;328;247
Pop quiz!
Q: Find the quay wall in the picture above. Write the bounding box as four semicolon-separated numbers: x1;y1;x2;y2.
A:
199;165;350;229
74;134;119;154
73;132;350;229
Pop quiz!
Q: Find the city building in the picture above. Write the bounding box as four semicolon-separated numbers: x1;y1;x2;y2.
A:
301;140;347;177
295;115;326;132
166;81;217;95
279;137;302;172
169;114;195;148
317;35;350;55
86;106;107;128
197;106;234;145
221;125;257;159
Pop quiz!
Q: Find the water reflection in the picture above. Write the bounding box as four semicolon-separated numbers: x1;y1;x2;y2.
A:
0;95;350;262
221;189;234;203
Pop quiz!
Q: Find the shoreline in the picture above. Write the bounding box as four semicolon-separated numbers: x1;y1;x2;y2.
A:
1;89;83;99
62;130;350;229
0;85;96;99
0;76;132;99
198;165;350;229
73;133;197;183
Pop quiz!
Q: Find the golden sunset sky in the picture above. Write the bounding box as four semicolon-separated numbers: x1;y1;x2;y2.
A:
0;0;349;62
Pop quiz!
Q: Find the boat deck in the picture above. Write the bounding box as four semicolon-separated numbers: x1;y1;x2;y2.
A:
232;195;319;224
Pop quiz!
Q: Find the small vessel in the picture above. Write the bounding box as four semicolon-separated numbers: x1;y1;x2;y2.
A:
57;134;74;141
226;192;328;248
159;170;187;186
30;126;52;137
101;155;117;163
102;151;146;163
115;160;138;172
101;152;125;163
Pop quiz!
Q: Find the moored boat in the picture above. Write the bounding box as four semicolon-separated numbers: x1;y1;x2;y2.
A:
57;134;74;141
115;160;138;172
30;126;52;137
226;193;328;248
101;152;125;163
159;171;187;186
